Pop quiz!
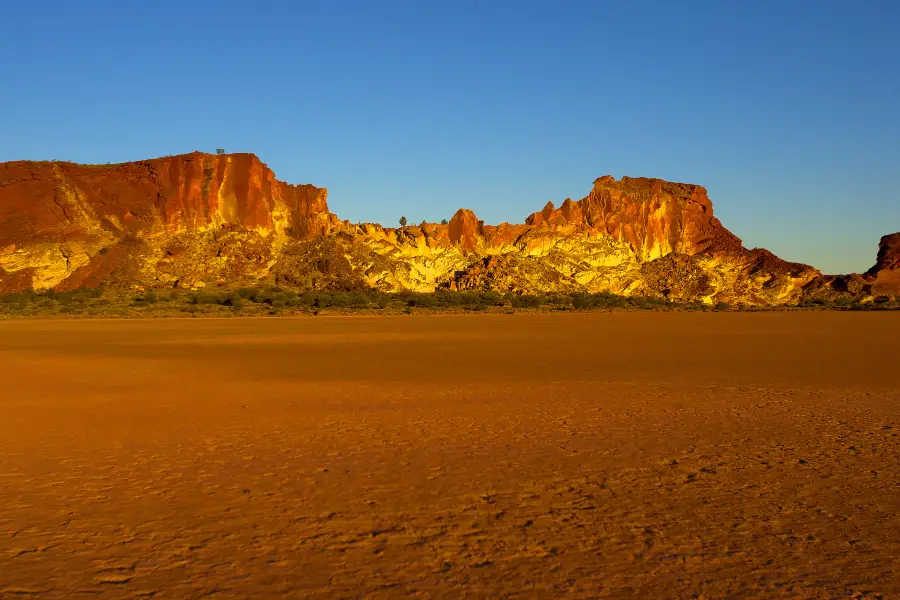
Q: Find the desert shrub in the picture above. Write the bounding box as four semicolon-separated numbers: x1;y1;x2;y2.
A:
466;303;488;312
436;291;463;305
313;293;332;308
799;298;832;308
713;301;731;311
273;291;298;307
511;294;543;309
251;289;276;304
458;292;483;306
571;294;593;309
834;297;853;308
546;293;570;305
192;292;221;305
629;296;649;308
237;287;260;300
479;291;503;305
296;292;317;307
597;292;627;308
401;292;437;307
329;292;350;308
680;301;708;311
571;292;628;309
346;291;371;308
222;292;243;308
56;290;94;305
143;290;158;303
328;291;371;308
374;292;392;309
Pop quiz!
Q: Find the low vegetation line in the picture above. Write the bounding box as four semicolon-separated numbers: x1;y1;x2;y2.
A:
1;287;897;319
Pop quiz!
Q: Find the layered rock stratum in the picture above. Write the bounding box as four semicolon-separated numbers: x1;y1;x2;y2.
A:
0;152;895;304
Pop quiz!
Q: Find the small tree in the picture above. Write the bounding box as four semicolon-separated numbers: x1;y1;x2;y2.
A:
216;148;225;155
399;216;408;227
440;218;448;225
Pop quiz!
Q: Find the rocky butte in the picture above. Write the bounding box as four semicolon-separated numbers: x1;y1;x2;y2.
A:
0;151;896;304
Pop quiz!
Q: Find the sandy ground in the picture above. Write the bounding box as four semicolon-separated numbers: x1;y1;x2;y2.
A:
0;313;898;599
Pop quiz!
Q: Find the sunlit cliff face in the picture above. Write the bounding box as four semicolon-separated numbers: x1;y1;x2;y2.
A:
0;152;894;304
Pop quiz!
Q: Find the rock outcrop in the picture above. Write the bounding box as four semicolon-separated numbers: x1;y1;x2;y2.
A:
0;153;337;291
866;233;900;296
0;152;894;305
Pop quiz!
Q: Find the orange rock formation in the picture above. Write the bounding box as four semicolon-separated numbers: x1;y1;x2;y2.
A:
0;152;895;304
867;233;900;296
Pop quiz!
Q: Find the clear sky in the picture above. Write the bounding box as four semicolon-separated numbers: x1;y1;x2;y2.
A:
2;1;898;273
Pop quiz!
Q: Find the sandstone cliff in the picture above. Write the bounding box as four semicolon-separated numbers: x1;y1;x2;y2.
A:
0;152;894;305
866;233;900;296
0;153;337;291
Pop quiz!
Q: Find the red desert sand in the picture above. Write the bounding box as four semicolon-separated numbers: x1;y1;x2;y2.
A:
1;312;898;598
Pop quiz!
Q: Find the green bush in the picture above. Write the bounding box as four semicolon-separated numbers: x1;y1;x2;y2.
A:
511;295;543;308
191;292;221;305
436;291;462;305
834;297;853;307
571;294;592;309
313;293;332;308
329;292;353;308
222;292;242;308
479;291;503;305
546;293;570;305
402;292;437;307
629;296;649;308
346;291;371;308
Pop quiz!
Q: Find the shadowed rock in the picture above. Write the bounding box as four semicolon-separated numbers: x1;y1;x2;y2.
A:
866;233;900;295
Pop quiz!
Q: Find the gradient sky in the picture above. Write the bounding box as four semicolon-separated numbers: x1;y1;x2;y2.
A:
2;1;898;273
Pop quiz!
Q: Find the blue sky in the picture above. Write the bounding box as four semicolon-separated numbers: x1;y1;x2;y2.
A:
2;0;898;273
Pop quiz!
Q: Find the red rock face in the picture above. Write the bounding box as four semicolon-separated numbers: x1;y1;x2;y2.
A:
866;232;900;295
447;208;484;251
0;153;889;304
524;176;742;259
868;233;900;274
0;152;333;246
